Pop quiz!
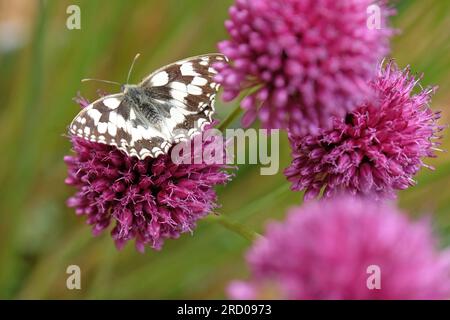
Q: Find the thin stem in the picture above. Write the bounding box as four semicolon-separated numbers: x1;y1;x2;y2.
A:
232;183;291;220
219;104;243;132
86;238;117;299
218;83;263;132
206;214;261;242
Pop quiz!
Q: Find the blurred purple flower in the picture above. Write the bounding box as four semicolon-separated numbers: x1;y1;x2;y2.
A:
284;62;443;200
228;197;450;300
215;0;394;134
65;97;234;252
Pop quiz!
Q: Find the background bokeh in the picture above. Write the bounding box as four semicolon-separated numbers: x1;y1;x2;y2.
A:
0;0;449;299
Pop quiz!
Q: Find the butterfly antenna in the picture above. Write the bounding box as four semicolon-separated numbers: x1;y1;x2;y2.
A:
126;53;141;84
81;78;121;86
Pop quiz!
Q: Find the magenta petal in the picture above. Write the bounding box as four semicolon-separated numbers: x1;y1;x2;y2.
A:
216;0;394;134
284;62;441;200
241;109;258;128
229;197;450;299
65;103;235;252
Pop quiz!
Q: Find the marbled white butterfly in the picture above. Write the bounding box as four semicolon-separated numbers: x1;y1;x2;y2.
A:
69;53;227;159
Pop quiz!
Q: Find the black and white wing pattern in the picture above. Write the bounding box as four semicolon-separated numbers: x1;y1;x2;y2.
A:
69;93;173;158
69;53;227;159
139;53;226;142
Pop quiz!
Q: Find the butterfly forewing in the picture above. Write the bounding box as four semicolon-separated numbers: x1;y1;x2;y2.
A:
140;53;226;113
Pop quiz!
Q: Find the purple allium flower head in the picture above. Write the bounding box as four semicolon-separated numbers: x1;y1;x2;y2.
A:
284;62;443;200
228;197;450;300
65;97;234;252
215;0;394;134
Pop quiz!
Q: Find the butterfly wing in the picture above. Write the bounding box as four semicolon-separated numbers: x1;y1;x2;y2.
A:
139;53;226;142
69;93;172;158
69;53;227;159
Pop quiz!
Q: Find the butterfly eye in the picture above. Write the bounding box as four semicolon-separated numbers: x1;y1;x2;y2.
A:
120;84;126;92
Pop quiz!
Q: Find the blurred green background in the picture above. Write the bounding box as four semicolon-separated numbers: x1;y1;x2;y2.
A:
0;0;449;299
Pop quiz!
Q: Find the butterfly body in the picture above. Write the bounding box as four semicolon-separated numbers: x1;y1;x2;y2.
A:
69;54;226;159
122;85;167;123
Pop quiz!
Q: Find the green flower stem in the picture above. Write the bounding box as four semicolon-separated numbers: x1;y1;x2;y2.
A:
86;238;118;299
219;103;243;132
207;214;261;242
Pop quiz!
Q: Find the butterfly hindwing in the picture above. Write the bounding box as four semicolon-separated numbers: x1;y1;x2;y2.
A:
69;94;172;158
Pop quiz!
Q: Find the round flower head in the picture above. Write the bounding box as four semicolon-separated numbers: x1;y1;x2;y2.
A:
215;0;394;134
65;96;234;252
284;62;443;200
228;197;450;300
